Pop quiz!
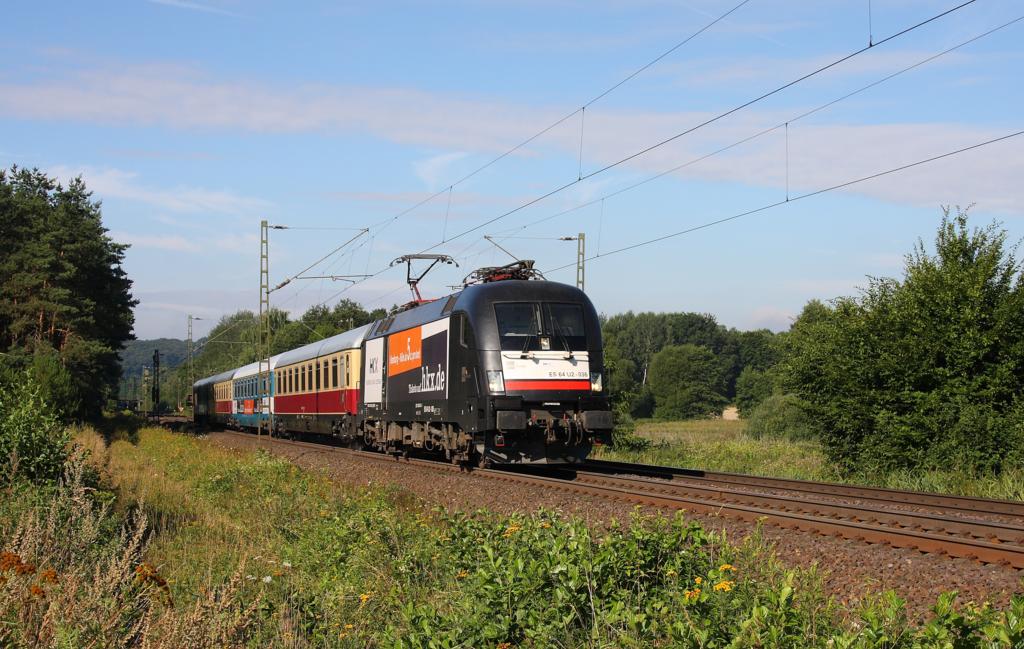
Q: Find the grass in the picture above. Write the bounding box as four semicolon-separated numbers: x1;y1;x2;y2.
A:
598;418;1024;501
597;418;834;481
2;421;1023;647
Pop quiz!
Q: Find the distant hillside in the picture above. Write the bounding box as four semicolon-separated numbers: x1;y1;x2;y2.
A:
120;338;188;378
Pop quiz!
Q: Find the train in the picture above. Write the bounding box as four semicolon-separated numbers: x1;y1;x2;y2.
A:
193;268;613;465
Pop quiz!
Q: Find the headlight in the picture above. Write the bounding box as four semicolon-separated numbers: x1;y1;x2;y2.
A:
590;371;603;393
486;370;505;394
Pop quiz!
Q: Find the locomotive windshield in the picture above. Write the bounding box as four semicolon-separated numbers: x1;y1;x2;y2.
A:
495;302;587;351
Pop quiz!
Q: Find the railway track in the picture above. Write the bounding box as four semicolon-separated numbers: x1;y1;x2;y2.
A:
214;430;1024;569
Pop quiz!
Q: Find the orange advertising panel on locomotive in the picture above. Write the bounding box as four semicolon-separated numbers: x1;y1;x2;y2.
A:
387;326;423;377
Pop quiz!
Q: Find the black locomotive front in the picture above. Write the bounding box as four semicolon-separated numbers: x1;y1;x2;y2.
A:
457;280;613;464
358;278;612;464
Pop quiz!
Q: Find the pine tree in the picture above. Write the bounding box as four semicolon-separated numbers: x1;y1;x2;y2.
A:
0;166;137;420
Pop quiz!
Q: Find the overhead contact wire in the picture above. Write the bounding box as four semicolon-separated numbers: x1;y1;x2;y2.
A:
323;0;981;308
543;130;1024;273
495;12;1023;237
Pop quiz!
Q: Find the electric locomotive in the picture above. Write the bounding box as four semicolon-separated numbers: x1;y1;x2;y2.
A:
193;264;613;465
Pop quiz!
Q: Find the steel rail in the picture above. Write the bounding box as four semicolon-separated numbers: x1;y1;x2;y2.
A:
583;459;1024;518
554;469;1024;544
210;430;1024;568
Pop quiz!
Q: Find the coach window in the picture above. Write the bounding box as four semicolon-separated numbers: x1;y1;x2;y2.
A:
331;358;338;388
307;364;313;391
315;362;321;391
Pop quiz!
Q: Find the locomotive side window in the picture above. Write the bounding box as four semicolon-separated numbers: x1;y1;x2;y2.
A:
494;303;541;351
457;313;474;349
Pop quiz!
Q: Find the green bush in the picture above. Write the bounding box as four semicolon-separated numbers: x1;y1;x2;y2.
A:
611;413;652;451
781;210;1024;473
0;371;69;483
747;393;817;442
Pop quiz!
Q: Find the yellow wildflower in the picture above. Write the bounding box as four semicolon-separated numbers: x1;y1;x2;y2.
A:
665;569;677;577
344;623;354;630
359;592;372;604
694;577;703;586
540;522;551;529
683;588;701;601
714;580;735;592
502;525;522;538
456;569;470;579
719;564;735;572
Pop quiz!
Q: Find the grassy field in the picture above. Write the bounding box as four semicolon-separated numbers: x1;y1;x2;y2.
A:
2;423;1022;647
596;419;833;481
596;418;1024;500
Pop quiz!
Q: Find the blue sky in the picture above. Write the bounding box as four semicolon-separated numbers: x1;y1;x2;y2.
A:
2;0;1022;340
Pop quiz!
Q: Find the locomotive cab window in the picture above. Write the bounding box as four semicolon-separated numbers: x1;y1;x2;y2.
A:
494;303;542;351
545;303;586;350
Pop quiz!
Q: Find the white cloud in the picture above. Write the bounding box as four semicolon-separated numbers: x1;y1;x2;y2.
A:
657;49;976;87
5;61;1021;216
109;231;199;252
147;0;238;17
47;165;271;215
748;305;795;331
133;289;252;338
413;152;469;190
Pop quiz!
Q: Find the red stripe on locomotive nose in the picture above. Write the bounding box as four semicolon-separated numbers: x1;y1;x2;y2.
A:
505;379;591;391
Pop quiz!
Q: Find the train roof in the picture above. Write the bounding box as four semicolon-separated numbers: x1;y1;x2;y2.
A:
275;322;374;367
194;368;236;389
232;353;283;379
363;279;590;339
